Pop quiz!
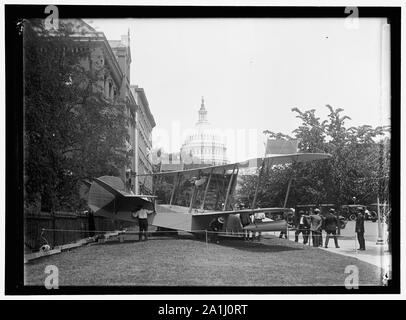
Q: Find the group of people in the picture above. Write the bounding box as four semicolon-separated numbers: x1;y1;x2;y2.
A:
132;203;367;251
294;207;366;250
231;204;266;241
208;210;265;243
294;208;331;247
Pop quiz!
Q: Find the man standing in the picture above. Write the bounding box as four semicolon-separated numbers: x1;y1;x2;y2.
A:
133;206;153;241
324;209;340;248
355;208;366;250
279;210;291;239
294;210;310;244
87;209;96;237
209;217;224;243
309;208;323;247
254;210;266;241
239;211;252;241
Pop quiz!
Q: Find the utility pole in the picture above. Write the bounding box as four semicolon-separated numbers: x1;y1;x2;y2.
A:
251;159;265;210
375;19;390;246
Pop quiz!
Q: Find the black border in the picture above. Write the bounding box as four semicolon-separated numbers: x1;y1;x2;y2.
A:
5;5;401;295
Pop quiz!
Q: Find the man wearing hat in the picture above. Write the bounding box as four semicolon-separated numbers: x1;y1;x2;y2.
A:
239;206;252;241
209;216;225;243
294;210;310;244
309;208;323;247
355;208;366;250
324;208;340;248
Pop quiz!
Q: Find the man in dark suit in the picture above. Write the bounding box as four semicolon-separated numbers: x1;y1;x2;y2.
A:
239;211;251;241
278;210;291;239
324;209;340;248
294;210;310;244
355;208;366;250
209;217;224;243
309;208;323;247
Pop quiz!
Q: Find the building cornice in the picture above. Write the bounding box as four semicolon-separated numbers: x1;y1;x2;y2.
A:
131;86;156;128
70;20;125;91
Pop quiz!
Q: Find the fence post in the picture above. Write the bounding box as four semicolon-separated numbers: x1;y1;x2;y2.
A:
51;210;56;248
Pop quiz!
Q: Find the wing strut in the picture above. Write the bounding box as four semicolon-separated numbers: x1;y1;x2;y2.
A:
188;170;201;213
200;168;214;210
169;172;180;206
251;157;272;209
223;164;238;211
283;177;293;208
214;169;226;210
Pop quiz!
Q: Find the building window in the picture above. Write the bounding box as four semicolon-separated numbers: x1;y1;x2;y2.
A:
109;81;113;99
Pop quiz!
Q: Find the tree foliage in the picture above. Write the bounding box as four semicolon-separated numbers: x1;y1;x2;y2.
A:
240;105;390;208
24;20;130;211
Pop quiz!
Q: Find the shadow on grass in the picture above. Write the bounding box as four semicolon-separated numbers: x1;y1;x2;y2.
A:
97;234;304;253
98;237;181;245
97;233;196;245
215;239;304;253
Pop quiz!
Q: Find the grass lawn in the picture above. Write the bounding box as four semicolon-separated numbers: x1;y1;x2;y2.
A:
24;235;383;286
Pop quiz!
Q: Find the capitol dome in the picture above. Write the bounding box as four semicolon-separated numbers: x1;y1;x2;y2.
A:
180;97;228;166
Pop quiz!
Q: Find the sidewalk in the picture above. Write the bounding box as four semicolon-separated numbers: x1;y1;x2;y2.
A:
285;221;391;273
319;237;391;273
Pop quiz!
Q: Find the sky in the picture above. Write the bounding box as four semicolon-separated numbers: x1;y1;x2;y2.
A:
85;18;390;162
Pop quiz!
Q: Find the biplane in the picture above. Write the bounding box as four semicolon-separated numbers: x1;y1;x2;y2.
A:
87;140;332;236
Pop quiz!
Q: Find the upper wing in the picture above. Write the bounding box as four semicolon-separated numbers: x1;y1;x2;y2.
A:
263;153;331;167
137;152;331;178
139;161;250;178
191;207;293;217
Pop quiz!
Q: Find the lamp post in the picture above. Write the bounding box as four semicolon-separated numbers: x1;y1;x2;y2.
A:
375;19;390;247
376;197;385;245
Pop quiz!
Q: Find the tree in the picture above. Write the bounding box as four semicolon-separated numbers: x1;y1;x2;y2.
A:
24;19;130;212
239;105;390;208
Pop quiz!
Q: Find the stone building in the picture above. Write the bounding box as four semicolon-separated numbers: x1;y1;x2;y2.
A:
65;20;155;194
130;85;156;194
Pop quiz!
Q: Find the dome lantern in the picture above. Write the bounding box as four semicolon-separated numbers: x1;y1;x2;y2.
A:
197;96;208;125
